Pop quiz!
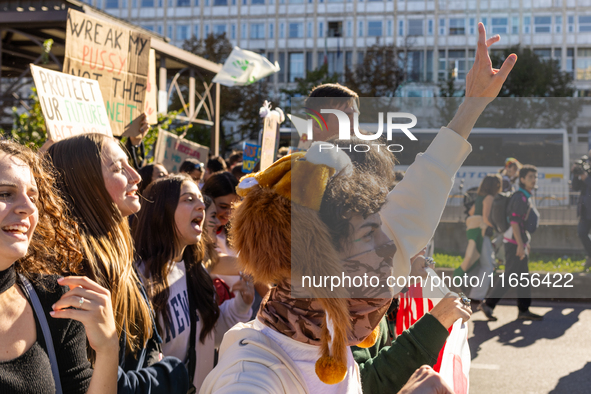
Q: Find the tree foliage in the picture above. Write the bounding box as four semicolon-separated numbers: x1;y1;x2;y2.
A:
280;63;339;97
344;44;406;97
181;33;271;154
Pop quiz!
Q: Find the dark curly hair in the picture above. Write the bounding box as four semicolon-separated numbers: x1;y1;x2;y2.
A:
0;140;83;277
319;168;388;255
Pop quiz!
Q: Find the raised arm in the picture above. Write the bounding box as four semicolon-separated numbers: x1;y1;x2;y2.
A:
447;22;517;139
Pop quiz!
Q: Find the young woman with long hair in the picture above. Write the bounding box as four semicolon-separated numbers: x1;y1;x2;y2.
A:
0;140;117;393
133;174;253;392
47;133;189;393
456;173;502;277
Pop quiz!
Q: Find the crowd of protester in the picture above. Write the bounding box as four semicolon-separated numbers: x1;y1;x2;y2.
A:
1;23;520;393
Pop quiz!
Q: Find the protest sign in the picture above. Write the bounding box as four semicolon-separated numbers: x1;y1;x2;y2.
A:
30;64;112;141
242;143;261;173
145;49;158;124
154;129;209;173
63;9;150;136
213;47;280;87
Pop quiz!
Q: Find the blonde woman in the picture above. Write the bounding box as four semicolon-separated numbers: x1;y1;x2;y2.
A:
48;134;189;393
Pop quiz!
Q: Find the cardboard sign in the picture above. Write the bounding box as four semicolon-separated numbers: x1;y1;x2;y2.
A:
154;129;209;173
260;117;279;171
242;143;261;173
145;49;157;124
30;64;112;141
63;9;150;136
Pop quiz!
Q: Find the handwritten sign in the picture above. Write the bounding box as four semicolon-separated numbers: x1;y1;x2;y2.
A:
260;116;280;171
242;143;261;173
154;129;209;173
30;64;112;141
63;9;150;136
144;49;157;124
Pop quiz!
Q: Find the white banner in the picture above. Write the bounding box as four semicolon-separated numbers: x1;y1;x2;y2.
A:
212;47;279;87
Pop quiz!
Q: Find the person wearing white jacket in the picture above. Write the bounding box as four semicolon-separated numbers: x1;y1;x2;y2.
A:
133;174;254;393
200;23;516;394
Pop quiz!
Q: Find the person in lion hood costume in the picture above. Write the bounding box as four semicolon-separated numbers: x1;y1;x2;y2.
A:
200;22;516;394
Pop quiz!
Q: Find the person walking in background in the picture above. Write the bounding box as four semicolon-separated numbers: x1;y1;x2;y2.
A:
481;165;543;321
203;157;227;184
455;174;502;280
572;158;591;272
500;157;521;192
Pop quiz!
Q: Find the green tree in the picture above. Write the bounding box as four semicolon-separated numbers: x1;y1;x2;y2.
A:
281;63;339;97
344;44;406;97
0;88;46;149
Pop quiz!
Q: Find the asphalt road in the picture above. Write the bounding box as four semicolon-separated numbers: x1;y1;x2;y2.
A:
468;300;591;394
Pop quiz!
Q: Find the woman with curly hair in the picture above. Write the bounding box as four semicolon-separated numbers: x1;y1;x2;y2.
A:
0;140;118;393
48;134;189;393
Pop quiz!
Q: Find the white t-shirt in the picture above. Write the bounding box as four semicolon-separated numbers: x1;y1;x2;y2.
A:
138;260;253;391
253;319;363;394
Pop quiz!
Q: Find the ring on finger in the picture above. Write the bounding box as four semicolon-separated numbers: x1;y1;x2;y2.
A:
458;292;471;307
78;296;85;308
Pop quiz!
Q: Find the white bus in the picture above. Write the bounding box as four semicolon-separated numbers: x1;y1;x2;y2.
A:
389;128;570;206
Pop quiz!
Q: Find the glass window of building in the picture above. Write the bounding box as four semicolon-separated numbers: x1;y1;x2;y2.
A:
398;20;404;36
449;18;465;35
524;16;531;33
289;23;304;38
347;21;352;37
577;48;591;80
579;16;591;32
168;25;173;40
205;0;209;6
231;24;236;39
427;19;434;35
357;51;364;65
368;21;382;36
345;51;353;70
328;21;343;37
289;53;304;81
568;16;574;32
511;16;519;34
439;18;445;35
440;50;467;80
534;16;551;33
319;22;324;37
214;24;226;35
408;19;423;36
387;20;392;36
177;25;190;40
291;0;304;3
406;51;424;82
426;50;433;82
250;23;264;39
96;0;103;8
359;21;364;37
306;52;313;72
105;0;118;9
491;18;507;34
157;25;163;35
142;25;154;32
213;0;227;4
469;18;475;34
141;0;154;7
280;23;285;38
567;48;574;75
252;0;264;4
534;48;551;61
278;52;285;82
307;22;313;38
193;25;199;39
269;23;274;39
204;25;209;36
555;16;562;33
241;23;247;39
438;50;446;80
177;0;190;6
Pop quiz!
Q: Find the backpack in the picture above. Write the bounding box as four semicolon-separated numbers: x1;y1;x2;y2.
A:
489;191;512;233
463;187;479;218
